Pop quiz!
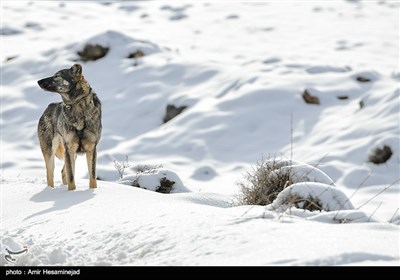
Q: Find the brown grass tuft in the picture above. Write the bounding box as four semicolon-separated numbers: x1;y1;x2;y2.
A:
236;156;294;206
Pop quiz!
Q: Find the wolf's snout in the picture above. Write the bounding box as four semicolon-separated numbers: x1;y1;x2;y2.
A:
37;77;57;92
38;78;50;89
37;79;45;88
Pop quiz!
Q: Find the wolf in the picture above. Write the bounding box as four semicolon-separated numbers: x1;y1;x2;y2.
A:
37;64;102;191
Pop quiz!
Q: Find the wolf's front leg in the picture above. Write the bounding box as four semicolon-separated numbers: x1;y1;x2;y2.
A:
44;153;55;188
64;143;78;191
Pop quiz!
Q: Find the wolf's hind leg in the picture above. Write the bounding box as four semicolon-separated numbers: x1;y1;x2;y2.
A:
55;142;67;185
85;144;97;189
61;165;67;185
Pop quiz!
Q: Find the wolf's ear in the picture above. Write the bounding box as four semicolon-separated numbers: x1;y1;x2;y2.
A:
70;64;82;79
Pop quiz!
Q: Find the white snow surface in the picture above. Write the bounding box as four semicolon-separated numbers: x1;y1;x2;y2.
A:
1;1;399;266
118;168;190;193
269;182;354;212
269;160;336;185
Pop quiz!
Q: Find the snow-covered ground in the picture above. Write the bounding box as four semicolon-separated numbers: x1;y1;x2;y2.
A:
1;1;399;266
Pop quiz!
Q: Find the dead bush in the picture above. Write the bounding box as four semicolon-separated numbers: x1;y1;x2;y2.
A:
236;156;293;206
284;193;323;212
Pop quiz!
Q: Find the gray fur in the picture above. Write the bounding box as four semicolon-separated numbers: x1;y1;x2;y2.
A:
37;64;102;190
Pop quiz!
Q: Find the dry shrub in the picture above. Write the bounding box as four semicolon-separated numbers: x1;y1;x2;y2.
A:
284;193;323;212
131;176;174;194
236;156;293;206
133;163;163;173
127;49;145;66
130;164;174;193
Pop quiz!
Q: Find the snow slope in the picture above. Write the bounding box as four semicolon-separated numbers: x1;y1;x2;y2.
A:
1;178;399;266
1;1;399;266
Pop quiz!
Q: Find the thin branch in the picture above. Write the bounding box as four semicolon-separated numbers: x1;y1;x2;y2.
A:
349;172;372;201
290;113;293;161
334;172;372;220
357;178;400;209
389;208;399;224
368;201;382;222
295;153;330;187
240;204;257;217
114;156;131;179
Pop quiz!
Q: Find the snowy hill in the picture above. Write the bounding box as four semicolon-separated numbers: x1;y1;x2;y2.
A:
2;178;399;266
1;1;399;266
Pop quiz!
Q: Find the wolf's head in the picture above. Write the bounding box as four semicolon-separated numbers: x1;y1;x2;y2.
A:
37;64;83;96
38;64;92;130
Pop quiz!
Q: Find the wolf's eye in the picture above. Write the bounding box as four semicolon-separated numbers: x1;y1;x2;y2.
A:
65;105;71;110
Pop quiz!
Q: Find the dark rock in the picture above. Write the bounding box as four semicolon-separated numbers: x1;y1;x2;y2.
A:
5;55;18;62
127;50;145;66
77;44;109;62
127;50;145;59
356;76;371;83
337;95;349;100
0;27;23;36
368;145;392;164
302;89;320;105
226;14;240;20
25;22;42;30
170;14;188;21
359;100;365;109
163;104;187;123
156;177;175;194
